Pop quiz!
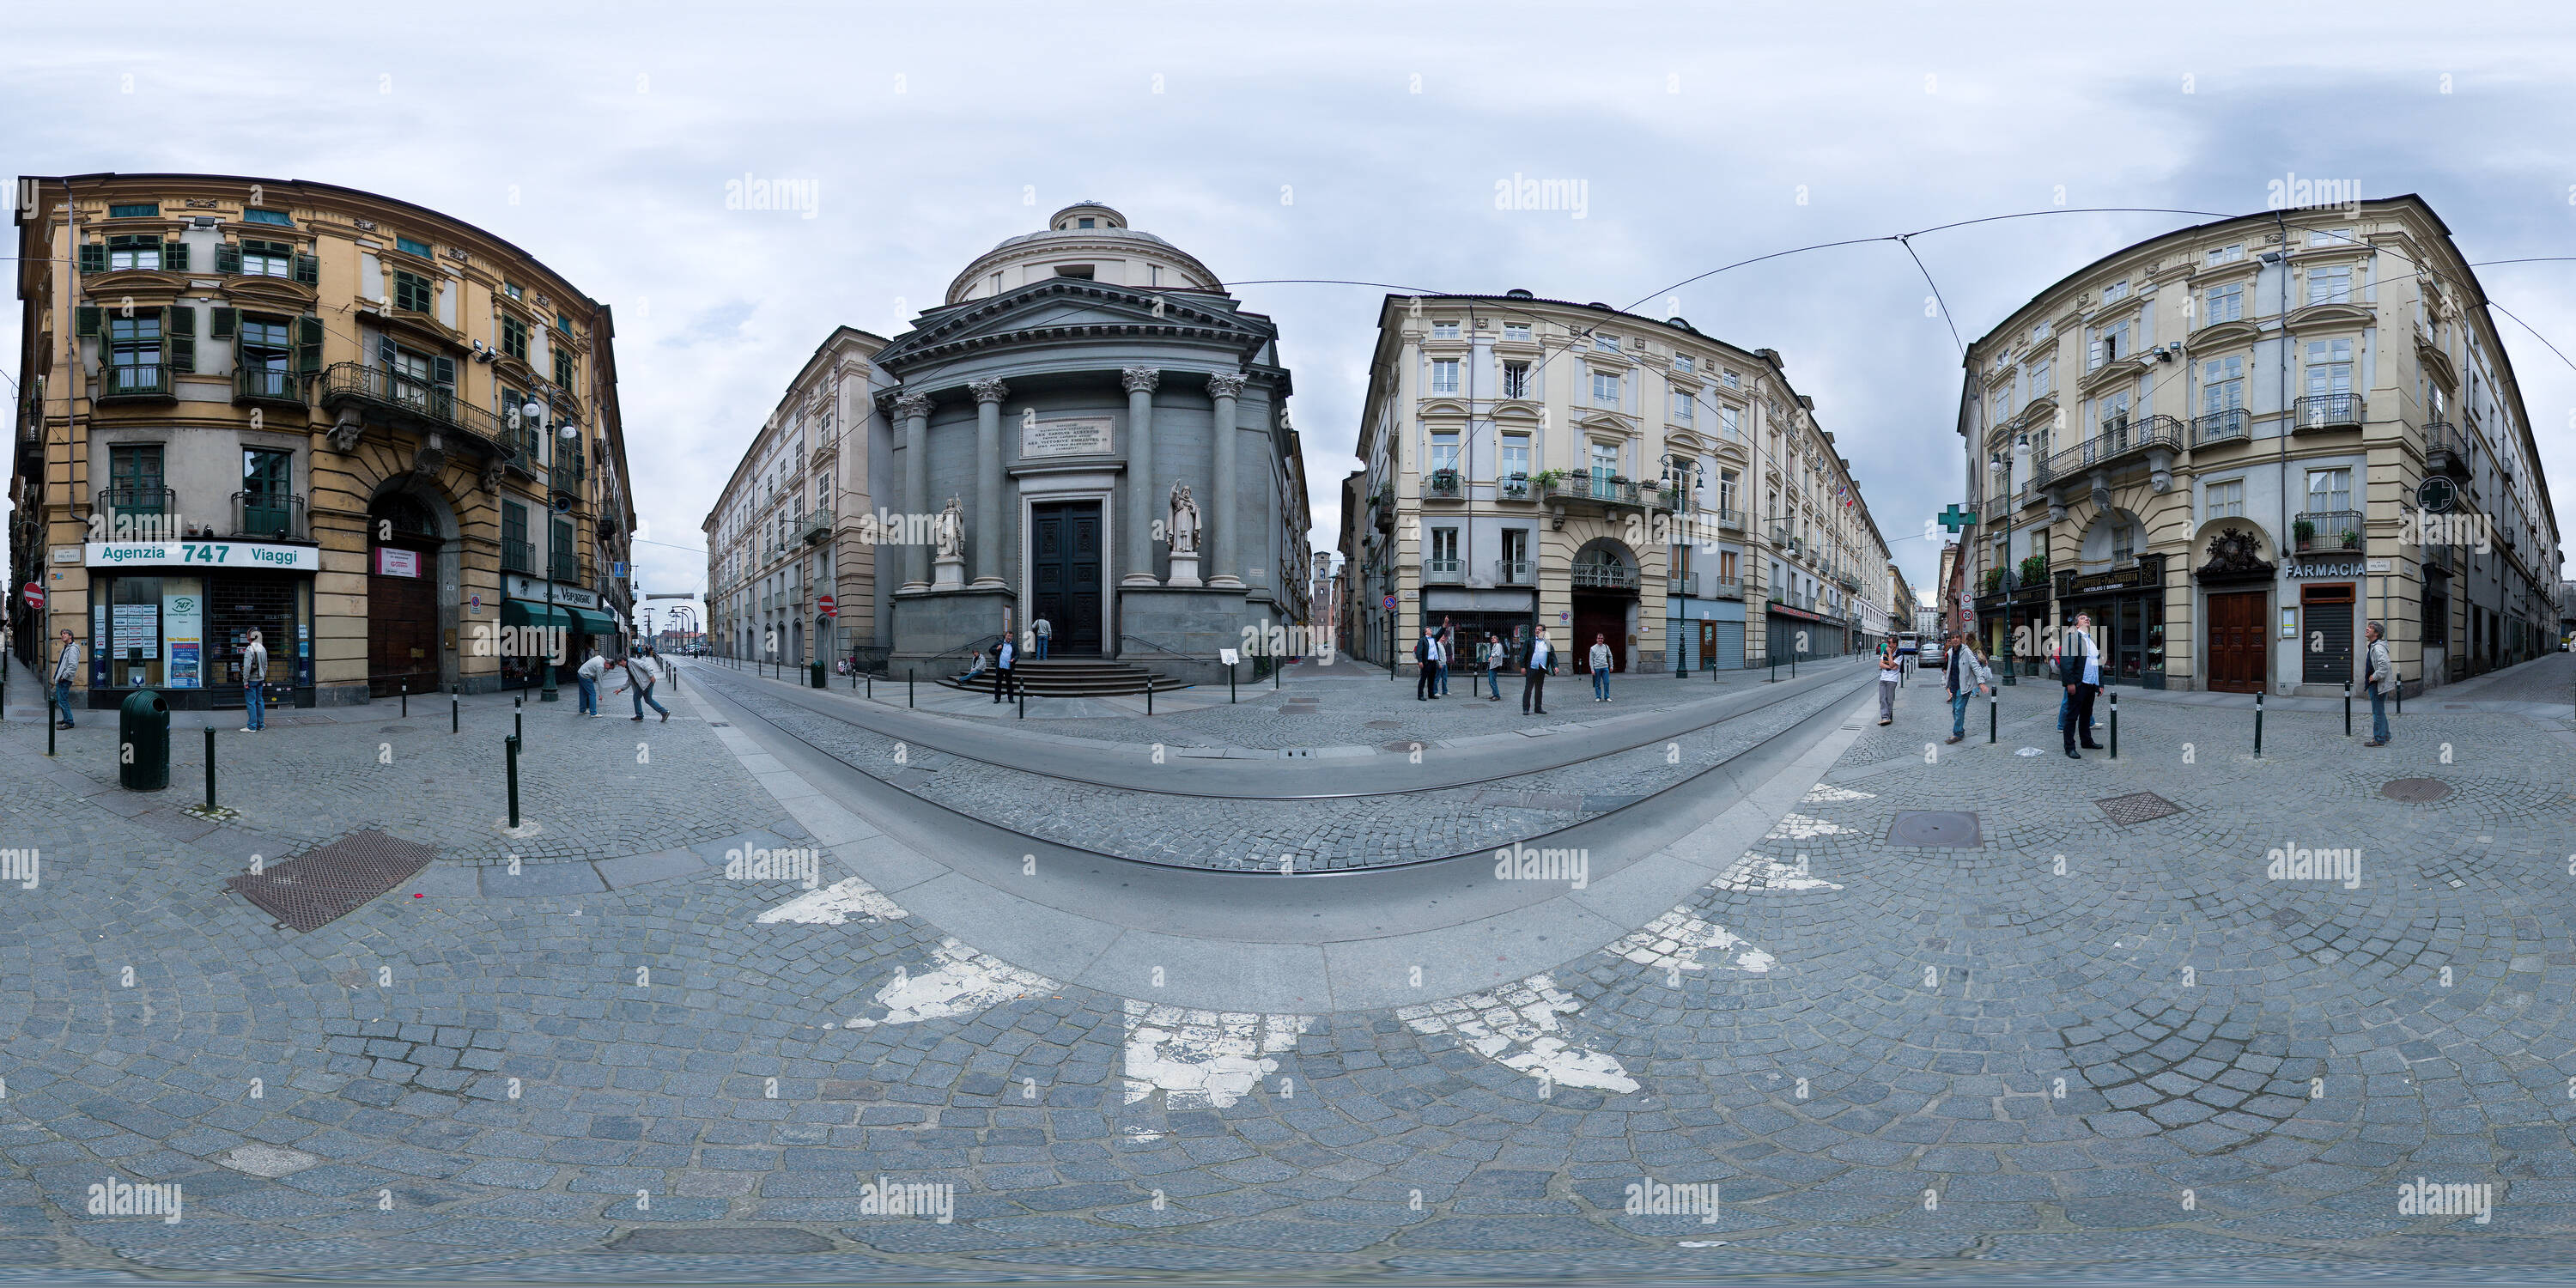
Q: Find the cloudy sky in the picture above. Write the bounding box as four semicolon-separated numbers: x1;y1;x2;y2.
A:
12;1;2576;623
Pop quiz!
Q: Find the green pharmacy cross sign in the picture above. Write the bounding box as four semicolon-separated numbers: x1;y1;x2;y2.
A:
1937;504;1978;533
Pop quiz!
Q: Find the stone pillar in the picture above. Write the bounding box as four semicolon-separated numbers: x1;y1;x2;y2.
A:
1206;371;1246;589
969;377;1009;588
1121;367;1160;586
895;392;933;590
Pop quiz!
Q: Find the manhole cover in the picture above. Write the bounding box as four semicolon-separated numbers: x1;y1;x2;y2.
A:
223;830;434;933
2382;778;2452;803
1383;740;1425;753
1887;811;1983;848
1364;720;1403;729
2096;791;2183;826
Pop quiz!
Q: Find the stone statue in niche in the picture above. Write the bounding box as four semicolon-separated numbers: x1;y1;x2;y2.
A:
1168;483;1200;555
934;496;964;561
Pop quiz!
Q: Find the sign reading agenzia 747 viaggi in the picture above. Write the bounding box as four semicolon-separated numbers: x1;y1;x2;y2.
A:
85;541;320;570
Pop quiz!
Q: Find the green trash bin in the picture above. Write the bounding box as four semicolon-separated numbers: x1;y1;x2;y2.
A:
810;660;827;689
118;688;170;791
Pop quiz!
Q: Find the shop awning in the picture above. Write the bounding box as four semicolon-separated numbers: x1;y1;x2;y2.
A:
501;600;574;633
564;607;620;639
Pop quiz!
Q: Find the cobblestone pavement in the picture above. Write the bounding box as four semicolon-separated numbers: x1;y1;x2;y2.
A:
2433;651;2576;708
702;667;1866;871
0;648;2572;1282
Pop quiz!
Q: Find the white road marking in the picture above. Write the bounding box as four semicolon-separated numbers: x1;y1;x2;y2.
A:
1607;908;1777;975
1396;975;1638;1094
1764;811;1854;840
1801;783;1875;804
756;876;908;925
1716;853;1843;892
1122;1004;1311;1109
846;938;1054;1028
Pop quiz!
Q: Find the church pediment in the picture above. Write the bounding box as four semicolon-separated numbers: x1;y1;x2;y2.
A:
878;281;1271;369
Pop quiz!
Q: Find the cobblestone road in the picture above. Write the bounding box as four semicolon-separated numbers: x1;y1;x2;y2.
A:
0;657;2571;1281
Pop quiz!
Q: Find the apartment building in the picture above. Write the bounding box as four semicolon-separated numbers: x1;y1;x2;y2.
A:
9;173;635;708
1956;194;2563;696
702;327;891;667
1346;291;1893;673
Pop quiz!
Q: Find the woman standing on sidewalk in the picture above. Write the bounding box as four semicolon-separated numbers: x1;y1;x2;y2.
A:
1876;640;1901;725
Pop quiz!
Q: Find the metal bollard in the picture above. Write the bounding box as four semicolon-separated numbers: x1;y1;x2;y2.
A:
401;681;408;719
1018;689;1025;720
1274;658;1281;690
1230;664;1236;704
504;733;521;829
1988;690;1997;744
204;726;217;811
2108;691;2117;759
1147;682;1154;716
908;670;915;708
2254;690;2264;756
452;688;459;734
2342;680;2351;737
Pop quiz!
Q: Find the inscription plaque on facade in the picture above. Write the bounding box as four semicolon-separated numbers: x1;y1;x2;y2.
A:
1022;416;1114;459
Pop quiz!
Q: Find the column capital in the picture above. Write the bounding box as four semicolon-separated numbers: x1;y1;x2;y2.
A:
968;377;1011;406
891;392;934;420
1205;371;1248;399
1121;367;1162;395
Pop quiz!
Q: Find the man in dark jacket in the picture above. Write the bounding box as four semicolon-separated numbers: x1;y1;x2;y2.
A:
1414;627;1439;701
2058;612;2104;758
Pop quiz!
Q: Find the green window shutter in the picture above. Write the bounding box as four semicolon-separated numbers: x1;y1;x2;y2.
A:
214;243;241;275
168;305;196;373
292;251;318;285
431;355;456;386
78;244;105;273
210;307;235;339
165;242;189;272
377;336;397;367
295;316;325;372
76;306;101;337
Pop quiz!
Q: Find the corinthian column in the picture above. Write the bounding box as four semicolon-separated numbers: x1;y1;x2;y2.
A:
1206;371;1246;589
969;377;1010;587
1121;367;1160;586
894;391;933;590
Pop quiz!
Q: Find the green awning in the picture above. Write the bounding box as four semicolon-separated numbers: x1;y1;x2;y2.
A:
501;600;574;633
565;607;620;639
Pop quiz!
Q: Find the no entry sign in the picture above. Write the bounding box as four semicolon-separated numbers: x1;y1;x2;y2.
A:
817;594;836;619
21;582;40;610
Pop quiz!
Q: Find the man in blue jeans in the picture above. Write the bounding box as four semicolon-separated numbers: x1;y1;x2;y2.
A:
576;651;606;716
2361;621;2392;746
240;629;269;732
52;629;80;729
1941;632;1991;744
613;658;669;721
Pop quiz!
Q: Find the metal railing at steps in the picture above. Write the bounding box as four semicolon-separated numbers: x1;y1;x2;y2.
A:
1117;634;1196;665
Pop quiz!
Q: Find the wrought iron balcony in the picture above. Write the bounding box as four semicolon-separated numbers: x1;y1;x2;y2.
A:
503;538;536;574
1668;573;1695;597
1498;474;1532;501
2292;510;2364;554
1425;469;1463;501
2293;392;2365;434
1544;474;1643;509
1710;507;1745;531
550;551;582;585
232;491;303;540
2422;421;2474;480
1569;563;1640;591
1837;571;1862;593
802;507;835;544
2191;407;2248;447
1707;575;1743;598
94;487;177;537
550;457;585;501
2032;414;2182;484
1493;559;1535;586
319;362;512;458
1422;558;1464;584
233;365;305;409
99;361;173;403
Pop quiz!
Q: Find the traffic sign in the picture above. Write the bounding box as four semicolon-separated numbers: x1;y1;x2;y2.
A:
817;594;836;619
21;582;41;610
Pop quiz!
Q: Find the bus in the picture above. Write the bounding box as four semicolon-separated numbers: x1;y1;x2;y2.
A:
1894;632;1922;658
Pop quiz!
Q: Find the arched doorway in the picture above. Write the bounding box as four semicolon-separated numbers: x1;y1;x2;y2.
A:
368;489;451;698
1569;538;1638;672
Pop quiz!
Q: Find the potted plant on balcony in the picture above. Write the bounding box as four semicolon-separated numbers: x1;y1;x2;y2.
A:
1429;467;1459;491
1532;468;1566;489
2340;528;2360;550
1501;471;1530;498
2017;554;2048;586
2292;518;2316;548
1982;568;2004;595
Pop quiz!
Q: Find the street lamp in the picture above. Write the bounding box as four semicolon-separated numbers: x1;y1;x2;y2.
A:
1661;453;1705;679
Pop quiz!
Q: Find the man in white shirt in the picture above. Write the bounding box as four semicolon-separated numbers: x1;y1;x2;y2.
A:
1523;626;1555;714
576;650;608;716
2059;612;2103;758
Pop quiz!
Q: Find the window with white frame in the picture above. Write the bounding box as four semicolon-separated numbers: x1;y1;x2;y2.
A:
2306;264;2353;307
2029;359;2051;398
2208;243;2245;265
1593;333;1619;354
2206;478;2245;519
1500;360;1530;399
1429;527;1457;561
1672;391;1694;422
1431;320;1460;339
2089;319;2131;368
2111;521;2136;564
1591;371;1620;407
1429;431;1460;475
1717;404;1740;440
1589;440;1619;480
1719;468;1740;513
2304;337;2354;398
1722;369;1740;389
1430;359;1460;394
1502;321;1530;342
2306;227;2354;248
1993;386;2014;422
1674;354;1694;374
2101;280;2129;303
2202;355;2244;414
2204;281;2244;324
1500;434;1529;480
2307;467;2352;513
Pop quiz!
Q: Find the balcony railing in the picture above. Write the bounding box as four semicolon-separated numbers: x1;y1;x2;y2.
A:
2191;407;2248;447
1641;484;1679;513
2293;392;2365;433
1711;507;1745;531
1569;563;1641;591
550;459;585;500
803;507;835;544
94;487;177;538
1425;470;1463;500
1707;575;1743;598
550;552;582;585
2423;421;2473;479
1422;558;1464;584
1668;573;1696;598
1493;559;1535;586
319;362;512;458
1498;474;1532;501
1837;571;1862;593
233;365;305;407
503;538;536;574
1544;474;1642;507
2033;414;2182;484
2292;510;2363;554
99;361;173;401
232;490;304;540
